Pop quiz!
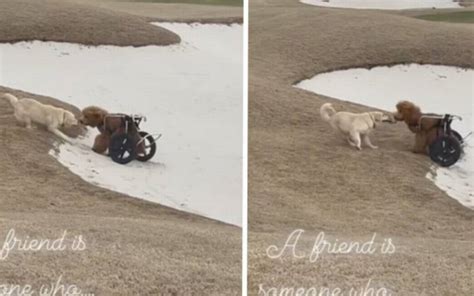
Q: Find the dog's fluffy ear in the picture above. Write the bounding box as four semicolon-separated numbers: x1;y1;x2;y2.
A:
396;100;422;125
394;100;419;122
91;109;104;120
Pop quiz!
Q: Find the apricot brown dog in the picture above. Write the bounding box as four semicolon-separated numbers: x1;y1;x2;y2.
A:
393;101;445;154
79;106;143;155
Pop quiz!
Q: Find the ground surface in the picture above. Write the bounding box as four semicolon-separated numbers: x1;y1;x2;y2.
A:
416;10;474;23
249;0;473;295
119;0;242;6
0;0;180;46
0;1;241;295
0;82;241;296
69;0;243;23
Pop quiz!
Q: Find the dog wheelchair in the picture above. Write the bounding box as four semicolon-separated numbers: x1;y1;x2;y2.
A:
107;114;161;165
420;114;467;167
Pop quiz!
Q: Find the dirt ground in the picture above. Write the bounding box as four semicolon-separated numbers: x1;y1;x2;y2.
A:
0;0;241;295
249;0;473;295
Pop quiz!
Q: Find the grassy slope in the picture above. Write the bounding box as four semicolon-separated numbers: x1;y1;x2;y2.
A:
0;0;180;46
249;0;473;295
416;11;474;23
125;0;243;6
69;0;243;23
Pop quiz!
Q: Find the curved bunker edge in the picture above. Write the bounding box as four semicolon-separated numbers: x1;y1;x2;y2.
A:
0;0;181;46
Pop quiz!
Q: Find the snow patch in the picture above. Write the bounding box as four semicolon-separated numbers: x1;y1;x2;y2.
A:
300;0;461;10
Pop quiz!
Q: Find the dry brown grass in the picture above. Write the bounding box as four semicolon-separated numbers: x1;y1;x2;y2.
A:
68;0;243;23
0;87;241;295
457;0;474;7
0;0;180;46
249;0;473;295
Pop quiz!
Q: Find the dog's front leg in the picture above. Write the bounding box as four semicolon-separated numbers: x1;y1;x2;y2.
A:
362;134;378;149
92;134;109;154
48;127;73;143
349;131;362;150
412;133;427;154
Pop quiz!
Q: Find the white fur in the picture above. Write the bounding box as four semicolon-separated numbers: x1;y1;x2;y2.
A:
2;93;78;141
320;103;391;150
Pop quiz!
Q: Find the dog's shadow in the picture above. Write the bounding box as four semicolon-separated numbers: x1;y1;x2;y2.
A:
72;140;167;169
136;160;166;169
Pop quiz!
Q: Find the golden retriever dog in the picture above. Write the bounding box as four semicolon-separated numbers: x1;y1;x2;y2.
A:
393;100;443;154
79;106;143;155
320;103;394;150
2;93;78;141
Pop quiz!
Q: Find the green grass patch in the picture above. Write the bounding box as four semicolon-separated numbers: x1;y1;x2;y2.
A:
126;0;242;6
416;11;474;23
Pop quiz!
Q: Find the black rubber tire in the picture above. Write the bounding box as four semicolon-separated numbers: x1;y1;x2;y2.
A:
450;129;464;145
109;133;136;165
136;131;157;162
429;135;462;167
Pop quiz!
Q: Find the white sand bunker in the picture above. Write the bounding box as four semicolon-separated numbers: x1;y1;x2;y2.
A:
300;0;461;10
0;23;243;226
296;64;473;209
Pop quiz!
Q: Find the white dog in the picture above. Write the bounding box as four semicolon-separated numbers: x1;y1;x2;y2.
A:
2;93;78;141
320;103;392;150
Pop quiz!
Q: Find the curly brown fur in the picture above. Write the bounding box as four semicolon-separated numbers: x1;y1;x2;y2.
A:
394;101;443;154
79;106;144;155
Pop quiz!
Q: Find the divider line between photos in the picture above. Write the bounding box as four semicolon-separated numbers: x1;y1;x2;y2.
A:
242;0;249;295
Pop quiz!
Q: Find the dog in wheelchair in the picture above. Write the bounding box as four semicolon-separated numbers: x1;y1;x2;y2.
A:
79;106;157;164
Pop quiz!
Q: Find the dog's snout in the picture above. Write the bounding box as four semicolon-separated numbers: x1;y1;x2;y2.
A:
393;112;404;121
384;113;396;123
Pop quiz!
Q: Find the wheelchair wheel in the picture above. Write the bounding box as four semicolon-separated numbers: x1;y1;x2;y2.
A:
450;129;464;145
429;135;462;167
136;131;156;162
109;133;136;165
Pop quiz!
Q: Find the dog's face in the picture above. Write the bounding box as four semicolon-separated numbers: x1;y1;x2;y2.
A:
79;106;107;127
394;101;420;123
63;111;79;127
370;111;395;123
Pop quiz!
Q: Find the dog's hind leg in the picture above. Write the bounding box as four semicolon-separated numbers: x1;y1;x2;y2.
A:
24;118;32;129
362;134;378;149
13;112;31;128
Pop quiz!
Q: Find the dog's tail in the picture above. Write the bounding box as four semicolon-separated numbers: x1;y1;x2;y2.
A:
320;103;337;122
1;93;18;107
